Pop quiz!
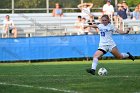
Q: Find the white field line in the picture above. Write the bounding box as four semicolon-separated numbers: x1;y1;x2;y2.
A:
0;82;79;93
0;75;86;77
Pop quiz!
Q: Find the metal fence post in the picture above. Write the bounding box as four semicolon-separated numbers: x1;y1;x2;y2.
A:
81;0;83;4
12;0;14;14
46;0;49;13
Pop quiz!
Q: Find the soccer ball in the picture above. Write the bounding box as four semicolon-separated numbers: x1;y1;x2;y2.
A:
98;67;108;76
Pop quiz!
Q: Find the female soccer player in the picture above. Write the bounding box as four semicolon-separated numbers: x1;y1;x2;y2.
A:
87;14;135;75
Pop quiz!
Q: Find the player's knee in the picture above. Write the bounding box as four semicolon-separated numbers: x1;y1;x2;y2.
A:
93;54;98;58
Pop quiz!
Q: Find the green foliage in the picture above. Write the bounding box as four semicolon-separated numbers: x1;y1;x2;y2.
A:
0;0;140;13
0;0;140;9
15;0;46;8
0;0;11;8
49;0;81;8
127;0;140;6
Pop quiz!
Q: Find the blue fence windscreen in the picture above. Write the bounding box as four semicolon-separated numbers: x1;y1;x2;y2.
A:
0;34;139;61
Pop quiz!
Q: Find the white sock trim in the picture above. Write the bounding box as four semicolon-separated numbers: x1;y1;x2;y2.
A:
121;53;129;58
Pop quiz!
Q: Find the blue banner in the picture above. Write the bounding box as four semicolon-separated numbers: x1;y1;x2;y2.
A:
0;34;139;61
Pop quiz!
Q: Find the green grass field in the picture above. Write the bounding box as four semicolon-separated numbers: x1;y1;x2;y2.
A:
0;60;140;93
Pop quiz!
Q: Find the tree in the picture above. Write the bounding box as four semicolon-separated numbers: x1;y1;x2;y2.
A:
0;0;11;8
0;0;139;13
15;0;46;8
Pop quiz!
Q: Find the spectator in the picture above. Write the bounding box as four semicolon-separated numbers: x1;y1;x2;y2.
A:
102;0;114;16
52;3;63;17
74;16;82;35
77;3;93;19
81;17;90;35
3;15;17;38
102;0;114;24
74;15;82;29
114;3;127;29
132;6;140;20
87;15;95;25
87;16;98;33
137;3;140;11
122;0;130;15
74;17;89;35
117;3;127;20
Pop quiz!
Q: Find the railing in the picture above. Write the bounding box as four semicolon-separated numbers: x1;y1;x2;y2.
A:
0;7;136;13
0;13;140;38
122;20;140;33
0;8;103;13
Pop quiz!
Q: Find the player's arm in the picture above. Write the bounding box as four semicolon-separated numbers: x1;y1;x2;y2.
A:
84;24;98;28
87;3;93;8
77;3;84;9
115;28;130;34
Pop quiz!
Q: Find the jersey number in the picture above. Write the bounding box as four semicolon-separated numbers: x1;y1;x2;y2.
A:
101;32;105;36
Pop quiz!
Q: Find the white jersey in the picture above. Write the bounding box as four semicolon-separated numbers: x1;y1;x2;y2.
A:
103;4;114;15
81;7;90;19
97;23;116;46
81;7;90;15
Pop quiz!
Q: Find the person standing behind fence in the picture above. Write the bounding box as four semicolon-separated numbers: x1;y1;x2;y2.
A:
137;4;140;11
77;3;93;20
102;0;114;23
52;3;63;17
132;6;140;20
3;15;17;38
114;3;127;29
116;3;127;20
122;0;130;16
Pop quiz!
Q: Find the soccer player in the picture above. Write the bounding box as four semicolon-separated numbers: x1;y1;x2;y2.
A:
86;14;135;75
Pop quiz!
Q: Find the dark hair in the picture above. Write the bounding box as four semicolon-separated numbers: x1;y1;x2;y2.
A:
78;16;81;18
6;15;10;19
6;15;10;17
107;0;111;2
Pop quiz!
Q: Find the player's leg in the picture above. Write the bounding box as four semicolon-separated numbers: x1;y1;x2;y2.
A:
111;46;135;61
111;46;124;59
87;49;105;75
92;50;105;70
